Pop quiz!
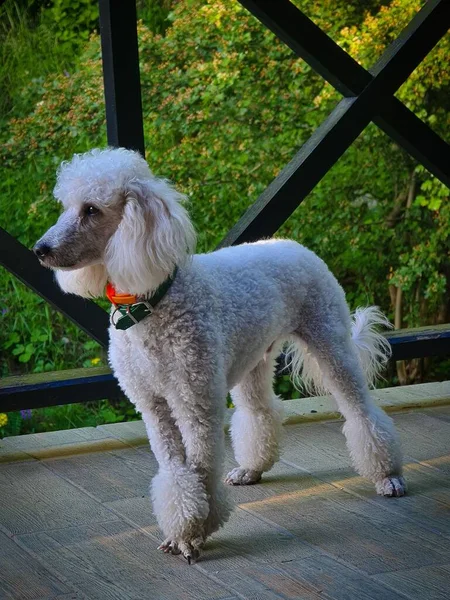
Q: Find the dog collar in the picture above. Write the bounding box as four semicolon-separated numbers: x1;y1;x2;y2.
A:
106;267;178;330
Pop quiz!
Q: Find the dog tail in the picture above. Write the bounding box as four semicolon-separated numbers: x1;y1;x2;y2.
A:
350;306;393;387
285;306;392;396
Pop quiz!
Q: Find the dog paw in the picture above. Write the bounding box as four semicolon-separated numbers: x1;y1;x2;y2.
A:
375;476;406;497
178;540;201;565
225;467;262;485
158;537;203;564
157;539;181;555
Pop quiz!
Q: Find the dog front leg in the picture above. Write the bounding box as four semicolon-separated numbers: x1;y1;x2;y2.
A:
165;383;232;560
140;395;210;562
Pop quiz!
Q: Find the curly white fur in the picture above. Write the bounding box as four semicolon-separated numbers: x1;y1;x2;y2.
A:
35;148;406;563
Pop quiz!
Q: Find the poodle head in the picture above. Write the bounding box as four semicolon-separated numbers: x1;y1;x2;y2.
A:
34;148;196;298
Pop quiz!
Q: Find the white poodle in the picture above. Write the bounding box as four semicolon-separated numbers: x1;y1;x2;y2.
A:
34;148;406;563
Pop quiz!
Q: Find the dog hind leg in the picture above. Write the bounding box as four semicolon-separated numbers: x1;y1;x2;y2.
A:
226;353;284;485
292;327;405;497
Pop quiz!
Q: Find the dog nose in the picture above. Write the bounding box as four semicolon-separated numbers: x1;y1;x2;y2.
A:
33;242;52;259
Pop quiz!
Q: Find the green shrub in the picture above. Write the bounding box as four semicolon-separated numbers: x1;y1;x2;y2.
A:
41;0;98;55
1;0;449;399
0;399;139;438
0;1;69;118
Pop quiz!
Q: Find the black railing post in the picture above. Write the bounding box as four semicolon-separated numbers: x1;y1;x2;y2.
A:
99;0;145;156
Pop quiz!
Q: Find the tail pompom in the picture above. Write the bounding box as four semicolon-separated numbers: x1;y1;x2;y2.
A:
284;306;392;396
351;306;392;388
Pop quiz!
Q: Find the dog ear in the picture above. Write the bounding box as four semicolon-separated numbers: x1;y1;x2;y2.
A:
55;264;108;298
104;178;196;294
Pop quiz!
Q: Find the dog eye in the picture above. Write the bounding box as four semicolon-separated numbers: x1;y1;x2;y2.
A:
84;205;100;217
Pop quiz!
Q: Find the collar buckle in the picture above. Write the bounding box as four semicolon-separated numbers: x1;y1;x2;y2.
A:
111;301;153;330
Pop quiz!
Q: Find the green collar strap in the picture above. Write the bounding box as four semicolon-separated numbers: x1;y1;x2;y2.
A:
109;267;178;331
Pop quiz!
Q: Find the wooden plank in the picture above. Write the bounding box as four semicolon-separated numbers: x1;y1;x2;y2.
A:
104;496;157;528
223;440;326;505
322;460;450;533
0;367;123;412
18;521;233;600
0;461;118;535
373;563;450;600
43;446;158;502
385;324;450;360
280;416;450;533
206;563;327;600
280;421;350;475
281;554;412;600
375;381;450;405
281;410;450;477
279;381;450;426
239;470;450;575
392;412;450;471
0;444;32;464
204;505;316;568
422;405;450;423
2;411;450;598
106;497;318;572
0;367;113;389
4;438;129;461
97;420;147;445
0;531;72;600
1;424;112;451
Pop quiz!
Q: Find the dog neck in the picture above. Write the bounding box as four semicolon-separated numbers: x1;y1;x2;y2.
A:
106;267;178;330
105;261;180;298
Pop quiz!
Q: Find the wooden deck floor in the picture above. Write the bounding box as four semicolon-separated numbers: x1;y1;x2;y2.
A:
1;405;450;600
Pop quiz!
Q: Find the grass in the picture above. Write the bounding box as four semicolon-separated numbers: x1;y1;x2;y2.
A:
0;399;140;438
0;0;72;120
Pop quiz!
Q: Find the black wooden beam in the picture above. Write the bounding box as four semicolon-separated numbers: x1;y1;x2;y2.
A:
99;0;145;155
2;326;449;411
220;0;450;247
0;228;109;347
386;324;450;362
0;368;122;412
376;100;450;188
236;0;450;189
238;0;370;98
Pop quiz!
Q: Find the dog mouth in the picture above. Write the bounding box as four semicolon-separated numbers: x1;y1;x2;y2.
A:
36;255;76;269
37;254;89;271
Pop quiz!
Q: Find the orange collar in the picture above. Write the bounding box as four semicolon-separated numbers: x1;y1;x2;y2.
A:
105;283;138;306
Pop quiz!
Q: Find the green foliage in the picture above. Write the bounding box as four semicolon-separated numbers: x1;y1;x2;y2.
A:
0;399;139;438
0;23;106;380
41;0;98;55
0;1;71;118
137;0;172;35
0;272;106;378
0;0;449;432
